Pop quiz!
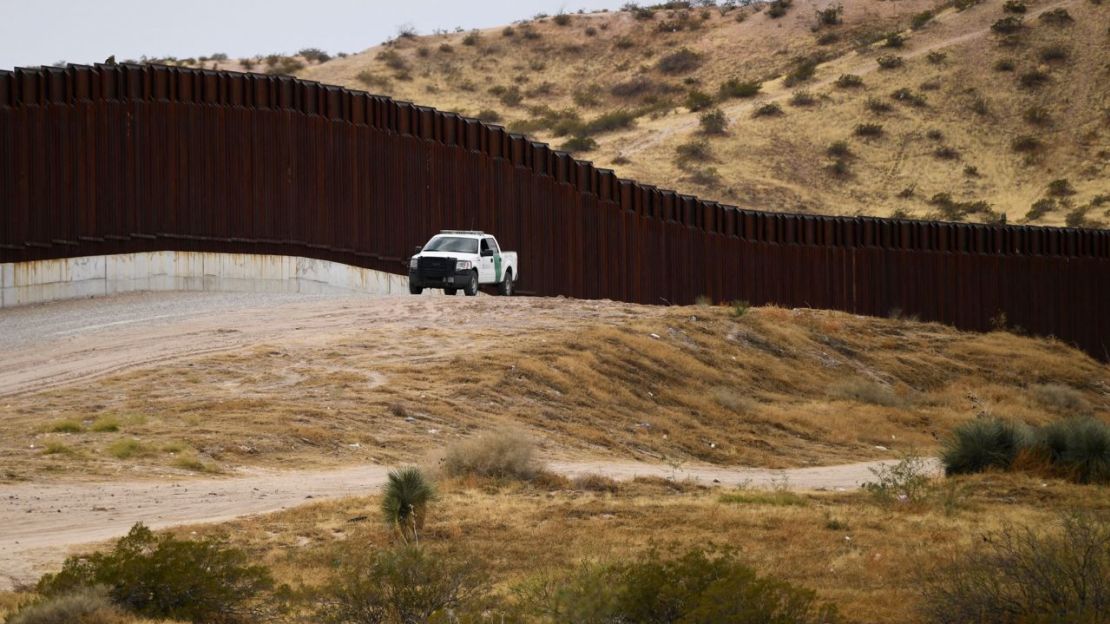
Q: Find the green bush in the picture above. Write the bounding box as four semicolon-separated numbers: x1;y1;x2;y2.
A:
1039;44;1068;62
911;10;936;29
443;431;541;481
855;123;884;137
699;108;728;134
882;33;905;48
719;78;761;98
476;109;502;123
767;0;794;18
49;420;82;433
36;523;272;623
816;4;843;26
582;109;638;134
876;55;904;69
298;48;331;63
685;90;714;111
1018;69;1050;88
1011;135;1042;152
381;467;435;543
525;548;840;623
1036;419;1110;484
320;545;487;624
865;454;933;504
920;514;1110;623
826;140;851;158
926;50;946;64
752;102;784;117
835;73;863;88
991;16;1024;34
942;418;1029;476
560;136;598;153
790;90;817;106
865;97;892;113
1025;198;1056;221
1039;8;1073;25
1046;178;1075;196
676;139;713;166
1002;0;1027;13
657;48;703;74
783;57;819;86
553;12;572;26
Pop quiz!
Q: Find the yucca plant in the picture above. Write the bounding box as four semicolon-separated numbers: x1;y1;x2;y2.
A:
1055;419;1110;484
381;467;435;544
942;418;1029;475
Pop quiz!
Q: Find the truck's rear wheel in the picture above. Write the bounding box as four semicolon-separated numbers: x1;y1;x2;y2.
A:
409;283;423;295
444;287;458;296
498;270;513;296
464;271;479;296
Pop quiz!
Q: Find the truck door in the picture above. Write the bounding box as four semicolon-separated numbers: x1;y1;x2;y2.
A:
479;237;498;283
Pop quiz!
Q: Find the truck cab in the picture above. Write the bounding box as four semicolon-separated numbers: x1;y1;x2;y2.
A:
408;231;519;296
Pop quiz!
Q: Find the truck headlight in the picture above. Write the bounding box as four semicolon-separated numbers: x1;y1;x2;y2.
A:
455;260;473;271
409;257;418;269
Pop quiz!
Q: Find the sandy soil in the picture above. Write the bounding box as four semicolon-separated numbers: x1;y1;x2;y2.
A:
0;291;951;590
0;457;938;590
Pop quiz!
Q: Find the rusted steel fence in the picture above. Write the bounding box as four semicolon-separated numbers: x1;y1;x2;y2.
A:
1;64;1108;358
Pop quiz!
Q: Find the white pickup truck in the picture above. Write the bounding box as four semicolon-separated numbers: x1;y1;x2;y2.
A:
408;231;518;296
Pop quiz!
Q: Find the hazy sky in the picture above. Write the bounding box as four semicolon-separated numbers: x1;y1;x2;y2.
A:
0;0;630;69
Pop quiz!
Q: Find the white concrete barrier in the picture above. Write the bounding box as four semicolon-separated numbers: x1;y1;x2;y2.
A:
0;252;410;307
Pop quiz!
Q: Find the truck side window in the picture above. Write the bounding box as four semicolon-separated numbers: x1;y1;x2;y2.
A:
481;238;493;254
487;238;500;254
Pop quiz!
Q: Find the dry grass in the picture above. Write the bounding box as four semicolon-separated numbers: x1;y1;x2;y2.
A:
23;471;1097;624
0;302;1105;480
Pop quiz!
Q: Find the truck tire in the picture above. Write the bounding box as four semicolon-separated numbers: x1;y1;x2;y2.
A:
444;287;458;296
464;271;479;296
498;269;513;296
409;282;423;295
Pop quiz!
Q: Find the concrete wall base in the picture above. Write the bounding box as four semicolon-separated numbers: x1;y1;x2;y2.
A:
0;252;409;308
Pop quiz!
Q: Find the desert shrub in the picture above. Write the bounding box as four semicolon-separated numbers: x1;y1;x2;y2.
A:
585;26;598;36
964;165;980;177
266;56;305;76
437;43;454;54
920;514;1110;624
933;146;960;160
991;16;1024;34
942;418;1029;475
828;378;903;407
1035;419;1110;484
827;157;851;177
1039;8;1074;25
610;76;659;99
1018;69;1050;88
6;586;128;624
686;166;723;187
752;102;784;117
783;57;819;86
1003;0;1027;12
719;78;761;98
37;523;272;623
443;431;541;481
790;90;817;107
816;32;840;45
676;139;713;166
298;48;331;63
882;32;905;48
969;95;990;115
699;108;728;134
462;30;480;46
929;193;993;221
553;12;572;26
926;50;946;64
561;136;599;152
891;87;927;107
1010;135;1042;152
816;4;843;26
865;454;933;504
767;0;794;18
827;140;851;158
1065;206;1104;228
835;73;863;88
107;439;151;459
320;545;487;624
855;122;884;137
382;467;435;543
376;49;408;71
572;86;602;108
498;85;524;107
625;3;656;20
657;47;703;74
525;548;840;623
951;0;982;10
926;128;944;140
1025;198;1056;220
1046;178;1075;196
239;58;255;70
582;109;637;134
865;97;893;113
993;58;1016;71
476;109;502;123
50;419;82;433
685;89;714;111
912;10;936;29
1039;44;1069;62
876;55;904;69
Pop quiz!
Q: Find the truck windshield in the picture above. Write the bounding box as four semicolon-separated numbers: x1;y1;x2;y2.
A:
423;236;479;253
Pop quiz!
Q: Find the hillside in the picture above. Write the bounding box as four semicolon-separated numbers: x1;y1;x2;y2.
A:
259;0;1106;228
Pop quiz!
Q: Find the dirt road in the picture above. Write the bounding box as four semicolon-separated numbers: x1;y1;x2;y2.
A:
0;457;938;590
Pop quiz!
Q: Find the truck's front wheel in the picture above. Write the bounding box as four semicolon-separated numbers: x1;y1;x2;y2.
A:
464;271;479;296
498;270;513;296
444;287;458;296
409;282;423;295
